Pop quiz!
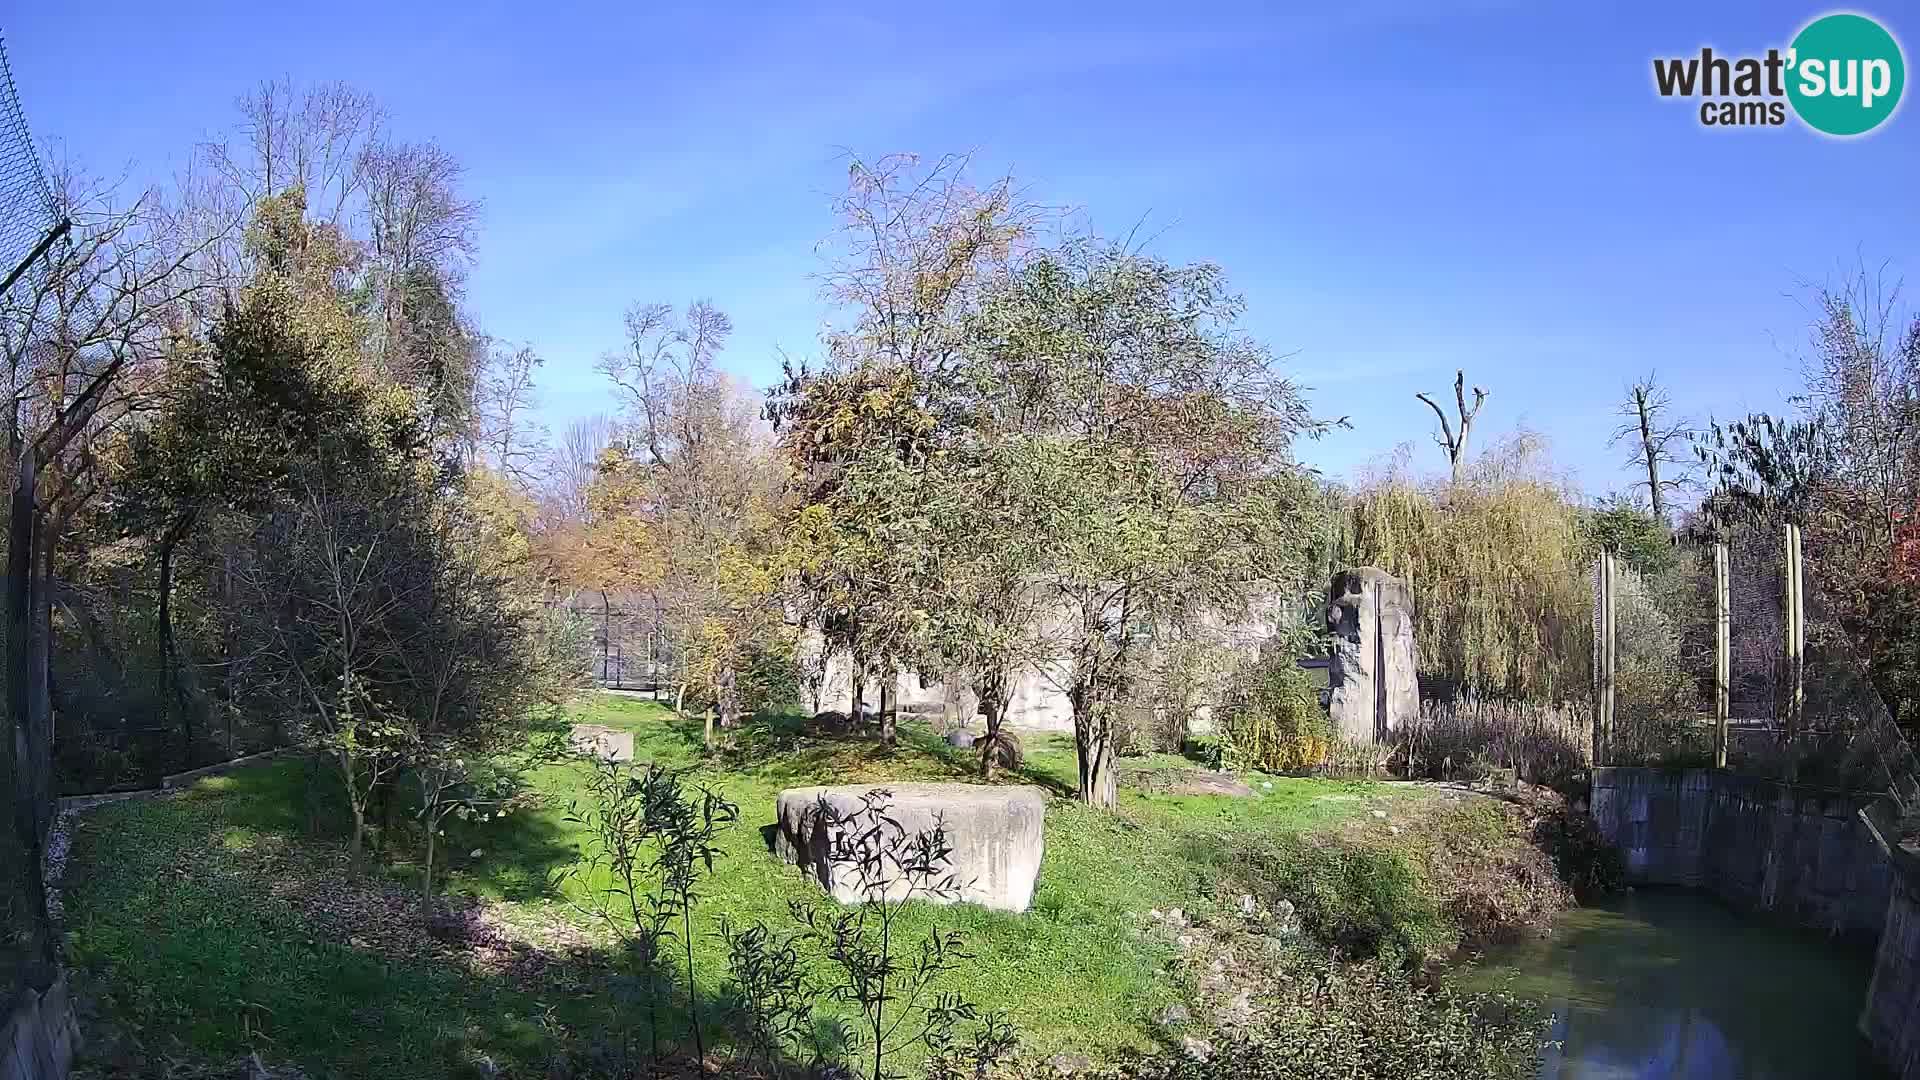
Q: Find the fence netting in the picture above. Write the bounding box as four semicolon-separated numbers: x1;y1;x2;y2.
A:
0;30;62;995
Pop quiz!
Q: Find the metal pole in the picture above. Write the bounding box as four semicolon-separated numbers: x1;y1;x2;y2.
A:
1603;550;1616;764
1715;541;1731;768
1785;523;1805;740
0;218;70;299
1593;549;1616;766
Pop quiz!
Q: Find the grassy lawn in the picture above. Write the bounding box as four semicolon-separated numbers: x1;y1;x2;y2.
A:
62;693;1424;1078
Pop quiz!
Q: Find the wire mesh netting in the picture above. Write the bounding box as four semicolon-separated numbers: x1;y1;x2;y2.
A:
0;35;61;289
550;593;668;692
0;28;61;993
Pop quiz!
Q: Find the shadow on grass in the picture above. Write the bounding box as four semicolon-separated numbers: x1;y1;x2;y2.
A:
67;760;837;1078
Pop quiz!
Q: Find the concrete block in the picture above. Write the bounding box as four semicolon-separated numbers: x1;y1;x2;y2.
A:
775;782;1046;912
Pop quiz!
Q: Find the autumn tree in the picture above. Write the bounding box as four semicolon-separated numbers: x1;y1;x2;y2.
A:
589;301;791;727
950;239;1328;805
1695;272;1920;724
769;152;1048;741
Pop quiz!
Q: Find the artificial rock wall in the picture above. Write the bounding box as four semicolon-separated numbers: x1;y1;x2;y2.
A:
1325;567;1418;743
1589;767;1891;937
0;972;77;1080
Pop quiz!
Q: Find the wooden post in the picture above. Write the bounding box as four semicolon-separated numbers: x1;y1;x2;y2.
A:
1784;523;1805;739
1714;541;1731;768
1594;549;1616;766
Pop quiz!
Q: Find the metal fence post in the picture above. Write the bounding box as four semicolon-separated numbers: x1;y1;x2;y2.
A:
1784;523;1805;740
1715;540;1730;768
1594;549;1616;766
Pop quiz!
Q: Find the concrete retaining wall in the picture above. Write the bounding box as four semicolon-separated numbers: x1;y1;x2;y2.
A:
0;972;77;1080
1590;767;1891;937
1864;881;1920;1080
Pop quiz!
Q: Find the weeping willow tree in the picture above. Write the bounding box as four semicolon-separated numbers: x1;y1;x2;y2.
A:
1339;433;1594;700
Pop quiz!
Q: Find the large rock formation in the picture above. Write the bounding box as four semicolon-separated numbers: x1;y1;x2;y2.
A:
1325;567;1418;742
774;783;1046;912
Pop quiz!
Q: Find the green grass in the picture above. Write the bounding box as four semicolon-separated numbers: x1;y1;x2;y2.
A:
63;694;1422;1077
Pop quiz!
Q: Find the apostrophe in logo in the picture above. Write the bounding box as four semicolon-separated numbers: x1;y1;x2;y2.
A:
1786;13;1904;135
1651;11;1905;136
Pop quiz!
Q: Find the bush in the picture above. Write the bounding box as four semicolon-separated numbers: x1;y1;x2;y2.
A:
1532;805;1625;902
1219;655;1330;773
1216;833;1448;966
1107;949;1547;1080
1396;696;1590;790
1180;735;1227;770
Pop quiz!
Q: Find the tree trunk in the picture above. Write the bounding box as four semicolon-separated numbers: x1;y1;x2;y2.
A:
978;672;1010;780
1638;404;1665;521
340;752;367;872
27;505;54;847
879;670;897;749
980;698;1000;781
1072;684;1118;808
348;801;366;872
849;660;865;725
157;514;197;766
422;809;437;902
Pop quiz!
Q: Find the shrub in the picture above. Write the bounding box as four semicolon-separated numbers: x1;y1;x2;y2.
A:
1215;833;1448;966
1219;655;1330;773
1180;735;1227;771
1396;696;1590;790
1107;948;1547;1080
1532;805;1625;902
1340;433;1594;700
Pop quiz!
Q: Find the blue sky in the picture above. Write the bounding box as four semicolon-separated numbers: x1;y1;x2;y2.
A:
7;1;1917;498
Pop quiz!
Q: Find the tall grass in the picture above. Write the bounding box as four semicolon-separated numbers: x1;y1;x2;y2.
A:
1396;696;1590;789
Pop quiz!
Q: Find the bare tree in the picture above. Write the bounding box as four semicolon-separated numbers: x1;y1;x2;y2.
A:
597;300;733;472
2;164;216;950
187;79;385;304
1798;269;1920;550
544;412;618;521
1610;373;1692;521
1416;369;1488;485
204;79;385;226
817;151;1052;380
475;340;549;487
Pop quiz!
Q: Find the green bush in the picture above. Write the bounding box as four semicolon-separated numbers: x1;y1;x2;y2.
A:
1532;805;1625;903
1219;655;1330;773
1215;833;1448;966
1179;735;1227;770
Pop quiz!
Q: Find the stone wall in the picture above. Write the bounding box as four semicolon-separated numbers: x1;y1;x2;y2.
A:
1590;767;1891;937
1863;880;1920;1080
0;972;77;1080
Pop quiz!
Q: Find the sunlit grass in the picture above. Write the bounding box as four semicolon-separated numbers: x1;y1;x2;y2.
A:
63;691;1418;1075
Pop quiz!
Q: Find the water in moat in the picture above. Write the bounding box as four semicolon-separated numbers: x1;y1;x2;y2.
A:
1463;888;1887;1079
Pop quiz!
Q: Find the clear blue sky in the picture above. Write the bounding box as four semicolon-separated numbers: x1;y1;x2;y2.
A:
7;1;1917;498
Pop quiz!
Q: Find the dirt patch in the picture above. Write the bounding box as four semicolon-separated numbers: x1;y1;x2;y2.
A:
1126;767;1255;797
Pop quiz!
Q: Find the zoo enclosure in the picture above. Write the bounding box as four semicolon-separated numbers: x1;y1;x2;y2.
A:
1594;522;1920;812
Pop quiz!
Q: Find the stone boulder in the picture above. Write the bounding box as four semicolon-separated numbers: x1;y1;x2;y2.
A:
946;729;977;749
980;729;1024;770
1325;567;1418;742
774;782;1046;912
568;723;634;761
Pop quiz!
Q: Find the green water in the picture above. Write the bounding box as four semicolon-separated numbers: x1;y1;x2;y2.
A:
1465;889;1886;1079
